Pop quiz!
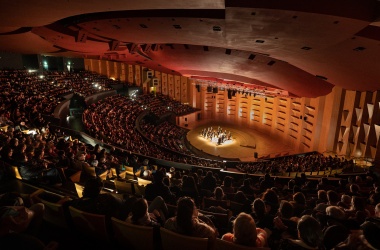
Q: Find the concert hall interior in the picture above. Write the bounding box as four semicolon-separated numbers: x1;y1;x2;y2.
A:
1;1;380;250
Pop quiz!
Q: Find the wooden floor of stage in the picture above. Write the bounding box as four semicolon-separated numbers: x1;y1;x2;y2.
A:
185;119;296;162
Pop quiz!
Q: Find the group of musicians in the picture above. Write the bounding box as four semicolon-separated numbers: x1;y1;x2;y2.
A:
200;126;232;145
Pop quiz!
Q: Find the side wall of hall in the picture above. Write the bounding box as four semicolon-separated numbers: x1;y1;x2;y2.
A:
84;59;380;162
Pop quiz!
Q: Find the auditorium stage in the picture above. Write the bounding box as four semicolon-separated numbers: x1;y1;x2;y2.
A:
185;120;295;162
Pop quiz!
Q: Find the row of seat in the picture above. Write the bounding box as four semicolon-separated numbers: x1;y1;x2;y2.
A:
74;207;270;250
30;189;267;250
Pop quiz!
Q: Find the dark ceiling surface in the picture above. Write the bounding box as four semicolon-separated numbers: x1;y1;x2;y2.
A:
0;0;380;98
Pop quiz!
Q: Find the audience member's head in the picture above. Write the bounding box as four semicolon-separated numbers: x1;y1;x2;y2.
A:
262;189;279;213
293;192;306;205
323;225;350;250
176;196;197;235
82;177;102;198
327;190;340;205
252;198;266;218
232;212;258;246
214;187;224;201
351;196;366;211
243;178;251;187
279;200;294;219
317;190;327;202
131;198;148;224
153;169;165;183
375;203;380;218
326;206;346;221
234;191;247;204
340;194;352;209
361;220;380;249
350;184;360;194
222;176;233;188
297;215;324;249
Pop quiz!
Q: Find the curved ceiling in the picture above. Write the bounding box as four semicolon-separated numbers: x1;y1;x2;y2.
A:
0;0;379;98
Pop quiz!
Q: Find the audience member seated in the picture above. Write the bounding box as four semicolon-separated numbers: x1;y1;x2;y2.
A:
16;152;62;186
164;196;218;241
316;177;335;191
220;176;235;194
145;169;176;204
222;212;268;248
63;177;124;224
201;171;217;193
180;175;200;205
290;192;307;218
271;200;298;243
238;178;256;196
260;174;274;192
315;190;340;215
126;196;168;227
0;192;45;249
232;191;252;214
251;198;275;232
262;189;280;217
277;215;324;250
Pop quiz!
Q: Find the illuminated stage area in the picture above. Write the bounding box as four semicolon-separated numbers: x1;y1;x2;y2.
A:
199;126;233;146
186;121;294;162
198;135;234;147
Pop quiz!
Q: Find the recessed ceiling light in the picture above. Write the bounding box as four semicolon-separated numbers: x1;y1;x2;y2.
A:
353;46;366;51
316;75;328;80
213;26;221;31
248;54;255;60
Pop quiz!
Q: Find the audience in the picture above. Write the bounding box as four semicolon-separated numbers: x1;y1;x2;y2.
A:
221;212;268;247
1;69;380;250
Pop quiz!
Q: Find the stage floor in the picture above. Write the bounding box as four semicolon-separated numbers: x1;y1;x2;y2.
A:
185;120;295;162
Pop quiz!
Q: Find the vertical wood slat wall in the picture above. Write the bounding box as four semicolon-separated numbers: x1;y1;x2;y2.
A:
84;59;380;161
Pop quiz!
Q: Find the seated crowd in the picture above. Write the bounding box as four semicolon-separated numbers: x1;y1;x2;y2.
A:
236;152;356;176
2;164;380;249
82;93;221;168
0;69;379;250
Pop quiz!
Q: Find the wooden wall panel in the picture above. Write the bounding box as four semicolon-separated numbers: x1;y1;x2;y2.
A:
161;73;168;96
168;74;174;99
128;65;134;84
